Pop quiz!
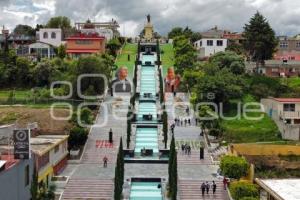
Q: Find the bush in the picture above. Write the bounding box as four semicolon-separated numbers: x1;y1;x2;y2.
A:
230;181;259;200
240;197;259;200
220;155;249;179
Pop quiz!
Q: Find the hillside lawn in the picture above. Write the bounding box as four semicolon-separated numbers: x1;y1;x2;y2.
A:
115;43;137;77
221;111;282;143
160;43;175;76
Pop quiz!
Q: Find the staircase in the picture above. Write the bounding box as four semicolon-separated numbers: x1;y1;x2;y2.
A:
61;178;113;200
179;179;229;200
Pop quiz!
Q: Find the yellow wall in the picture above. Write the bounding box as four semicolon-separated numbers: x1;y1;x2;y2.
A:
229;144;300;156
38;166;53;183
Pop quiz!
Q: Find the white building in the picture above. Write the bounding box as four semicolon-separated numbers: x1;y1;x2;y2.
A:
28;42;56;59
256;178;300;200
81;28;113;41
261;98;300;140
36;28;63;47
194;38;228;59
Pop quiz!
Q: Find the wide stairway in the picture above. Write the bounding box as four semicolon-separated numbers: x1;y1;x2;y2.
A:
130;182;163;200
179;180;229;200
62;178;113;200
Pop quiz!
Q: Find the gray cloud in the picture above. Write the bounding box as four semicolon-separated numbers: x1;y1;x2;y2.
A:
1;0;300;36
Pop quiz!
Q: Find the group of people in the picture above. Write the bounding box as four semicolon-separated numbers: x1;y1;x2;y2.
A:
181;144;192;155
174;117;193;127
201;181;217;196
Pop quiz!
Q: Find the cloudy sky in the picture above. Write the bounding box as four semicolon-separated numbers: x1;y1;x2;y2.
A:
0;0;300;36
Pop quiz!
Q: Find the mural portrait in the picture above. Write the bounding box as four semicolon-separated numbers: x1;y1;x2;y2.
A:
111;66;132;94
164;67;181;93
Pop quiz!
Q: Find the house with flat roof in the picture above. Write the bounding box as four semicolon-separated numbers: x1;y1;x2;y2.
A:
261;98;300;140
256;178;300;200
257;60;300;77
30;135;69;185
274;35;300;61
66;32;106;57
194;38;228;59
36;28;63;47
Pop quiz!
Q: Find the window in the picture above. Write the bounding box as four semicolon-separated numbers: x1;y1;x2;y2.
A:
279;42;288;48
283;103;295;112
54;145;59;153
271;68;278;72
207;40;213;46
296;42;300;48
217;40;223;46
43;32;48;39
75;40;92;45
200;41;202;47
25;165;29;186
51;32;56;39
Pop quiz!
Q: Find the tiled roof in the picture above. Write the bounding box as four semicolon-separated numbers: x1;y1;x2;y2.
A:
273;98;300;103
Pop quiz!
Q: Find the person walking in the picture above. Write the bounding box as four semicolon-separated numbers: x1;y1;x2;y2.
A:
206;181;210;194
188;146;191;155
184;144;188;155
103;156;108;168
212;181;217;194
180;119;183;126
184;119;187;126
223;177;228;190
201;182;206;196
181;144;185;154
188;118;191;126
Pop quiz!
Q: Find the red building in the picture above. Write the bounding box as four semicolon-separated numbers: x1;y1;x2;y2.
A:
66;33;106;57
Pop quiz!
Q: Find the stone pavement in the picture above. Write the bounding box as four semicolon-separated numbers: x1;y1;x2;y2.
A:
60;97;129;200
166;92;230;200
179;179;230;200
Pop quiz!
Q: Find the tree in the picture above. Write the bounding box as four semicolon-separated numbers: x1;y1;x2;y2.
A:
163;110;168;149
13;24;35;36
248;75;286;100
168;134;177;200
33;59;57;87
57;44;66;59
31;166;39;200
195;65;244;106
226;41;245;55
209;51;245;75
220;155;249;179
243;12;278;66
114;138;124;200
16;57;32;86
168;27;183;39
173;35;197;74
106;38;122;57
68;126;88;151
229;181;259;200
46;16;71;29
74;55;112;98
126;107;132;149
190;32;202;43
183;26;193;39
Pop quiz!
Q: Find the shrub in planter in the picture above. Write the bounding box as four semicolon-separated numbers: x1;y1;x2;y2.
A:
229;181;259;200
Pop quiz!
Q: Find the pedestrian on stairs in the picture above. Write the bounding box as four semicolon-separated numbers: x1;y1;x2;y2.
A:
206;181;210;194
103;156;108;168
223;177;228;190
201;182;206;196
212;181;217;194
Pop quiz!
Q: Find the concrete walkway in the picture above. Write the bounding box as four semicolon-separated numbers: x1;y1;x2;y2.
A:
61;97;129;200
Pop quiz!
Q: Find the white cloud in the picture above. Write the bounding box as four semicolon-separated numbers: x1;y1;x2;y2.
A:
0;0;300;37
